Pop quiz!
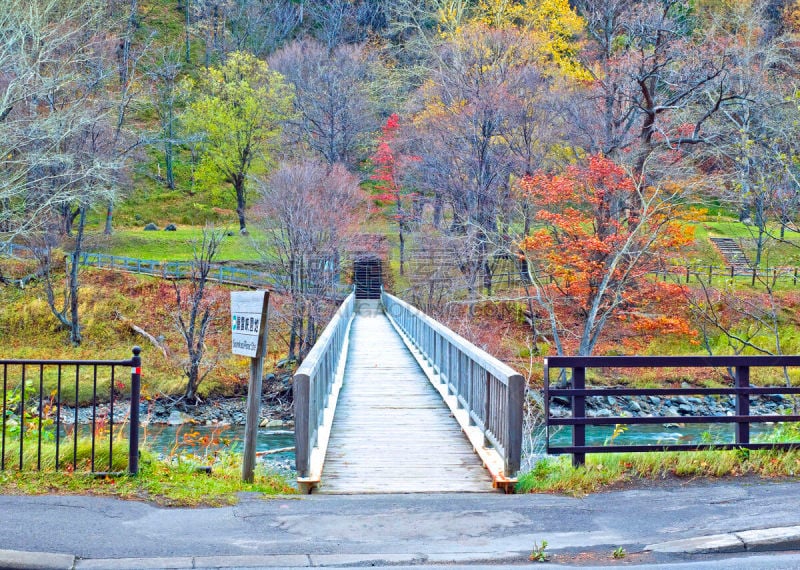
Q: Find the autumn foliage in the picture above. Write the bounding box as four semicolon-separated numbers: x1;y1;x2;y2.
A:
517;156;696;354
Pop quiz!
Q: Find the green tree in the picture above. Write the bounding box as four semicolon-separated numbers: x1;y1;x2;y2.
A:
183;51;293;233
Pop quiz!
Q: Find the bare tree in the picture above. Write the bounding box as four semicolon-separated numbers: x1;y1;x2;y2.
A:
570;0;744;188
270;39;378;168
145;48;184;190
255;159;363;361
173;227;225;402
226;0;303;56
404;24;522;303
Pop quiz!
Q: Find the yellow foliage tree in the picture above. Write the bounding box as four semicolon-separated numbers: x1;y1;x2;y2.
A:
470;0;590;80
183;52;293;234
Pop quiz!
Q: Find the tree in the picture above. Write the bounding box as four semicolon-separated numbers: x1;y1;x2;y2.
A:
269;39;378;167
702;0;799;265
516;155;694;356
370;113;419;276
405;23;528;301
256;160;363;361
226;0;303;57
569;0;744;188
173;227;226;402
146;49;185;191
183;51;293;233
1;0;130;344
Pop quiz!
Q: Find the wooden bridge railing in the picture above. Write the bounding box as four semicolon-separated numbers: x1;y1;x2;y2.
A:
382;291;525;477
545;355;800;467
293;291;355;485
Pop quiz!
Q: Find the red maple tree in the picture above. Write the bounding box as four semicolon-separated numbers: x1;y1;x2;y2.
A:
370;113;418;275
517;155;695;355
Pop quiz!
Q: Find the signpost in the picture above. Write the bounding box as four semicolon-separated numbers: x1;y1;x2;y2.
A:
231;291;270;483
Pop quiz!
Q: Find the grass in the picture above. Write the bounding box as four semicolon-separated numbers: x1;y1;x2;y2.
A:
95;226;266;262
0;268;295;401
517;447;800;495
0;449;295;506
519;422;800;495
693;220;800;267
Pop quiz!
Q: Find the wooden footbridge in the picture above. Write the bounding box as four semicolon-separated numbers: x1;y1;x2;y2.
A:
293;290;525;494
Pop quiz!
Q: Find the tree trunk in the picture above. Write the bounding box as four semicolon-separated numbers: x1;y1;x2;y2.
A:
398;224;405;276
235;177;248;233
165;103;175;189
185;0;191;63
68;206;87;346
104;202;114;235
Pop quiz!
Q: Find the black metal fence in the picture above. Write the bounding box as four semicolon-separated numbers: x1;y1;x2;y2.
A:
0;347;142;475
544;355;800;467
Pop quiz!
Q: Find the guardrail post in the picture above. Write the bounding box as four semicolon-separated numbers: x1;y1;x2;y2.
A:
294;373;311;478
128;346;142;476
735;366;750;446
572;367;586;468
505;373;524;476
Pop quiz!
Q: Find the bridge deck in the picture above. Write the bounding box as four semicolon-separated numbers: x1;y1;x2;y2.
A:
318;306;493;493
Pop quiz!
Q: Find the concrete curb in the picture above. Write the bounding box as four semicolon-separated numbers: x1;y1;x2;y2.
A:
0;549;75;570
645;525;800;554
0;550;529;569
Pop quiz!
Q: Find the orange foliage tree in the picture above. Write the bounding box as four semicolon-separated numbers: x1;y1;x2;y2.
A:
517;155;695;356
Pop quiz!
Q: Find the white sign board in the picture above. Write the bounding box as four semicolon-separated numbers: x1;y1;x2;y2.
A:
231;291;269;358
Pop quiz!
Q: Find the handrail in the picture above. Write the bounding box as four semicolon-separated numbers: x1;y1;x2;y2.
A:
381;291;525;478
545;355;800;467
293;291;355;483
0;347;141;475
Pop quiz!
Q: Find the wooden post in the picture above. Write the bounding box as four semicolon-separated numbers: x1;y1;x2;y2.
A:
242;341;266;483
735;366;750;447
293;373;310;478
505;373;525;476
572;367;586;468
230;291;270;484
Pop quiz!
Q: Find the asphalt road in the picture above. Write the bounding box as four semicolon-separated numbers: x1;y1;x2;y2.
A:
1;478;800;567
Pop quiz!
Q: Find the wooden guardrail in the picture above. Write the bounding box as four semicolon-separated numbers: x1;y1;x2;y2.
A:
78;252;285;289
545;355;800;467
381;291;525;480
293;290;355;491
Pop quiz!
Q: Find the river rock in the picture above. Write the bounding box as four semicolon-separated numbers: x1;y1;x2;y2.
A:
678;403;694;414
628;401;642;413
167;410;189;425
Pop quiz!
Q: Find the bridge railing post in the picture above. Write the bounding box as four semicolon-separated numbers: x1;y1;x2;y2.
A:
294;373;311;478
505;372;524;476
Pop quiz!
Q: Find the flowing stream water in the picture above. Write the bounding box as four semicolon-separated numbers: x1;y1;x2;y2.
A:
139;424;296;477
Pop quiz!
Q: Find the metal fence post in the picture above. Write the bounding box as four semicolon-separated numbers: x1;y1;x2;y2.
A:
572;367;586;468
735;366;750;446
128;346;142;475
